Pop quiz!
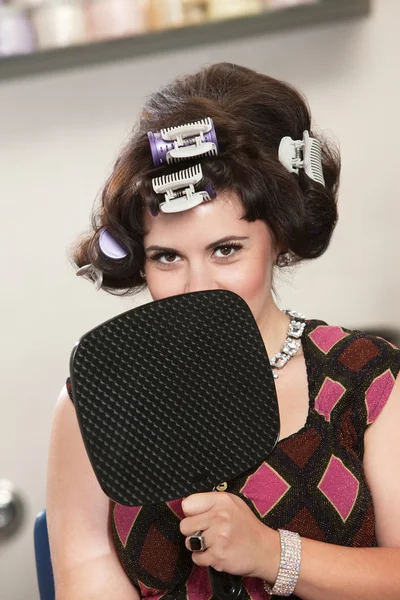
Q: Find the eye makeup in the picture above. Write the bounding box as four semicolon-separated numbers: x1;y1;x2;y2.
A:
148;240;245;267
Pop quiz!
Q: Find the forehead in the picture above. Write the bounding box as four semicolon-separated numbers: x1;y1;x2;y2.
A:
143;192;249;243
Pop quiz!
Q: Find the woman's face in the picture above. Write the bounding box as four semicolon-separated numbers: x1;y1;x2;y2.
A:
143;192;279;324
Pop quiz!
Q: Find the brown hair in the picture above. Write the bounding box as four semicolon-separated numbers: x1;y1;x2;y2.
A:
72;62;340;294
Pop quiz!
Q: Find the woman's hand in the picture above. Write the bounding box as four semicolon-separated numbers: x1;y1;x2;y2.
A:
180;492;280;581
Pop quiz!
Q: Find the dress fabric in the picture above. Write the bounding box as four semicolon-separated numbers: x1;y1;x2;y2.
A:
66;320;400;600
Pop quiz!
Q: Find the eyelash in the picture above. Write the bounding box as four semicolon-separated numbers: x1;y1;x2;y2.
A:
149;242;244;266
214;242;243;259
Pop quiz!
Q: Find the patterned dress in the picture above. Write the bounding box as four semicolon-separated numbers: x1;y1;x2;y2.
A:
66;320;400;600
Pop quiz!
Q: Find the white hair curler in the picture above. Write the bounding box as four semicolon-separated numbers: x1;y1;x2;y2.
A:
278;130;325;186
152;164;212;213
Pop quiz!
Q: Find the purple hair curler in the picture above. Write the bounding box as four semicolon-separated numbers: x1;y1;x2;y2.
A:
98;228;129;260
148;117;219;167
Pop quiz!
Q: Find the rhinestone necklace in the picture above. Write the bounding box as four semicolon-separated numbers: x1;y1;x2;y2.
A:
270;310;306;379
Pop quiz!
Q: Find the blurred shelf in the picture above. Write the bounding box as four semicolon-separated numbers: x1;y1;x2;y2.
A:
0;0;371;81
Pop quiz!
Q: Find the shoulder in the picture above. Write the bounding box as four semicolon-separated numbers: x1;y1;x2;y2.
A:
305;319;400;426
305;320;399;359
305;319;399;369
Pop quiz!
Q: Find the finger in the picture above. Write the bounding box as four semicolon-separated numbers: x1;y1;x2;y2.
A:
182;492;218;516
180;514;212;537
190;548;217;569
190;548;210;566
185;529;225;570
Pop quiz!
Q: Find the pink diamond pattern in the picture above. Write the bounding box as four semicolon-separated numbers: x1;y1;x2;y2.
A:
365;369;395;424
315;377;346;421
113;504;142;547
137;580;163;599
318;456;359;522
309;326;349;354
167;497;185;520
186;566;213;600
241;462;290;518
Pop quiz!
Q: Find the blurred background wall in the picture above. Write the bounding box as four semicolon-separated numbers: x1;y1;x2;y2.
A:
1;0;399;598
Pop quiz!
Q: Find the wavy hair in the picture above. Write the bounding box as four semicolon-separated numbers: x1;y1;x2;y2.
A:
72;63;340;294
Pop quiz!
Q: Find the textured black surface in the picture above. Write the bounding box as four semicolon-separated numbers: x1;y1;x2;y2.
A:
70;290;279;505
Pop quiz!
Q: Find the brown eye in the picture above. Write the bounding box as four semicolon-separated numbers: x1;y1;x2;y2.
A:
150;251;182;266
213;243;243;260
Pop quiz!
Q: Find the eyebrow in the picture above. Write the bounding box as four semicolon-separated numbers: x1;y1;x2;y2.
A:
145;236;249;254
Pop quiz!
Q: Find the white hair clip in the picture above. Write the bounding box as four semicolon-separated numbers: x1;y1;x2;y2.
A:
76;264;103;291
152;164;212;213
278;130;325;186
148;117;219;167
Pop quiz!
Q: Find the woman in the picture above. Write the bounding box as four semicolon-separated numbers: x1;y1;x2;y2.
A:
47;63;400;600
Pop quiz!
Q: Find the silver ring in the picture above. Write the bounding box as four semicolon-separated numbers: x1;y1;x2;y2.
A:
188;530;206;552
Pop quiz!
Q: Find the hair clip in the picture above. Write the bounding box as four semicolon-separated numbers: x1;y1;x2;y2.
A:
76;264;103;291
98;227;129;260
152;164;211;213
278;130;325;186
148;117;219;167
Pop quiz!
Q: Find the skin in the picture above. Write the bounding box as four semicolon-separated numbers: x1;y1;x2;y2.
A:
144;191;290;356
143;191;400;598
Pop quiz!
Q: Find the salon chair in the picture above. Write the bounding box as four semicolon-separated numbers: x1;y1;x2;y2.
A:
34;510;55;600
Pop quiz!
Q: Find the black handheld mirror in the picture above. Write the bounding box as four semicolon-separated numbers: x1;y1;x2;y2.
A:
70;290;280;600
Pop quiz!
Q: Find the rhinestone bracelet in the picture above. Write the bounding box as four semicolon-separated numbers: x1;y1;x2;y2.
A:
264;529;301;597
